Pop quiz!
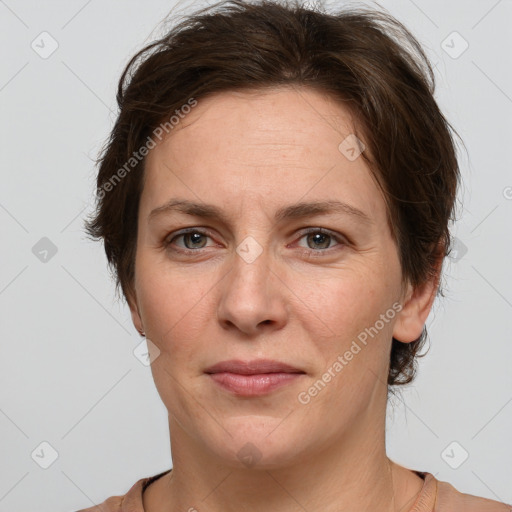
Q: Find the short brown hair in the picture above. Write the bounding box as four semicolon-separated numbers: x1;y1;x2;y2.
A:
84;0;462;387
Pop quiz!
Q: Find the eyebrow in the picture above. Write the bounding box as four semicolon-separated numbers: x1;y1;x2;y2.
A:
148;199;373;226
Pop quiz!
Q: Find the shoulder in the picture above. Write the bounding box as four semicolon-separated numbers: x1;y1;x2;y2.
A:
75;494;124;512
74;469;171;512
409;472;510;512
434;474;511;511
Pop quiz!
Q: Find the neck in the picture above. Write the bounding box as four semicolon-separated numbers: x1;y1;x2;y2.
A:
145;409;423;512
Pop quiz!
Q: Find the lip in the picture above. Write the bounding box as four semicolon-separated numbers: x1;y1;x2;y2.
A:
205;359;305;396
204;359;304;375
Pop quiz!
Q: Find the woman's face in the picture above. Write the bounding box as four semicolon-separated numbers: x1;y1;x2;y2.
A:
129;86;430;468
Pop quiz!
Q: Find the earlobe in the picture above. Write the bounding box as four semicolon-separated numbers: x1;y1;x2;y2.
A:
127;290;145;336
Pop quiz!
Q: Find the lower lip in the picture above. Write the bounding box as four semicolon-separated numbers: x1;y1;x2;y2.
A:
207;372;303;396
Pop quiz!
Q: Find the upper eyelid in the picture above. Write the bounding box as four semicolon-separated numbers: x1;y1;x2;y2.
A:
167;227;346;248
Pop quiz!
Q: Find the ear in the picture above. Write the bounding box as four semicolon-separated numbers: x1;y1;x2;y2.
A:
127;288;145;336
393;253;443;343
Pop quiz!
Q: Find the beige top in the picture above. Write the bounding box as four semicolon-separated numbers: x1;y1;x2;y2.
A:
76;469;511;511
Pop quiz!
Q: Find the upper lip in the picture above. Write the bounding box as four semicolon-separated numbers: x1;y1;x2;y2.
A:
204;359;305;375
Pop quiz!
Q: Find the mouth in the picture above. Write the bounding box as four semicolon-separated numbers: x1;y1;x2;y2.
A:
204;359;306;396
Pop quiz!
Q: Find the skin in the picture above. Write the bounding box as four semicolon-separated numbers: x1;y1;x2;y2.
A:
128;86;441;512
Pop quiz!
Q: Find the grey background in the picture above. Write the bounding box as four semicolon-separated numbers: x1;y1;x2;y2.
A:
0;0;511;510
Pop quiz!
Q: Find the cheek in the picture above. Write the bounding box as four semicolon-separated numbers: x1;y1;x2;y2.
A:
137;262;213;355
302;280;397;410
137;267;214;414
297;266;392;338
296;266;400;390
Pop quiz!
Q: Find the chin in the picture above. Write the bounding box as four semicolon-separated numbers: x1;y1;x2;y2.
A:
201;417;312;470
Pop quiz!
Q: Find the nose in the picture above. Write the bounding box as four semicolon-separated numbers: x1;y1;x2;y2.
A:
216;245;288;336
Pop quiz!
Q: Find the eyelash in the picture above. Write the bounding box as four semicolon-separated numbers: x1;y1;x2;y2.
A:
163;227;347;257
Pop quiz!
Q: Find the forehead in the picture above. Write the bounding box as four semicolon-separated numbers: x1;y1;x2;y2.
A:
164;86;361;153
140;86;384;224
